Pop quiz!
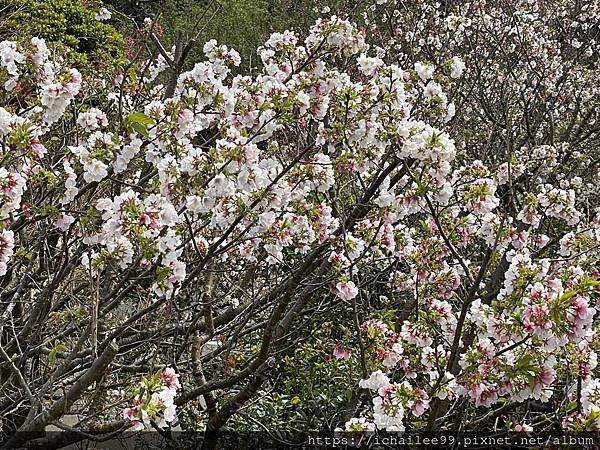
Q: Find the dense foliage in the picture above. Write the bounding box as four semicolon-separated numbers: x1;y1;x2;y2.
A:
0;0;123;67
0;0;600;448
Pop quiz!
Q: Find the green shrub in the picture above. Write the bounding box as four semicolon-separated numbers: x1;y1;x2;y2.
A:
0;0;124;69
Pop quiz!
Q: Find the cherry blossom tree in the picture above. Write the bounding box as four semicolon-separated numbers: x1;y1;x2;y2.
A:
1;0;600;448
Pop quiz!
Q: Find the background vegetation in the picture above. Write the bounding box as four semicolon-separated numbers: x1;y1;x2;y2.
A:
106;0;346;72
0;0;123;68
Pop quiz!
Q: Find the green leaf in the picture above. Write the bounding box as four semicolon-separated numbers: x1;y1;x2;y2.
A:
580;278;600;288
585;410;600;431
559;289;577;303
48;343;68;368
129;121;149;139
127;112;155;126
126;112;155;139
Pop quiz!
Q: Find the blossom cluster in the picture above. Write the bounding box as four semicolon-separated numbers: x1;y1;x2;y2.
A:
321;0;600;433
122;367;181;430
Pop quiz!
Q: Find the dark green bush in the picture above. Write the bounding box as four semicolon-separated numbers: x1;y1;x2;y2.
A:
0;0;124;69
